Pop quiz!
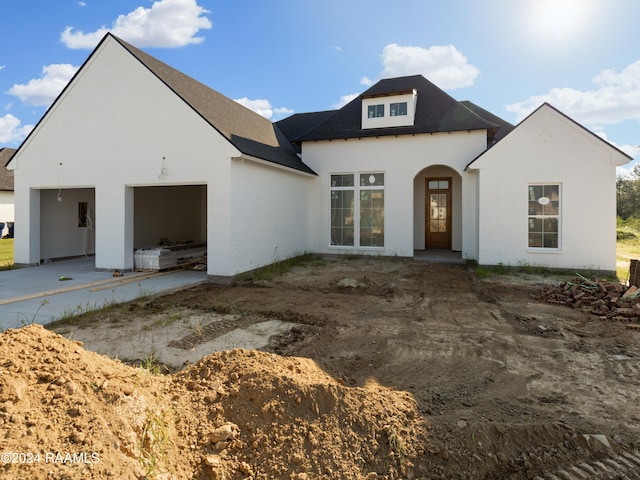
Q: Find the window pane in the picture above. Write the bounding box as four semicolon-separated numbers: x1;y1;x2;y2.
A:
528;233;543;248
360;173;384;186
359;189;384;247
390;102;408;116
371;191;384;209
368;104;384;118
528;185;543;201
330;190;354;246
528;200;542;215
528;218;542;233
331;174;354;187
545;185;559;200
428;180;449;190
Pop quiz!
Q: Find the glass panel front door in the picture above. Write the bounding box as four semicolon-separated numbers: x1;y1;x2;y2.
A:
426;178;452;249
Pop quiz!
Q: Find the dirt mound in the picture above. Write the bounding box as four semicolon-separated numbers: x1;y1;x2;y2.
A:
0;325;428;479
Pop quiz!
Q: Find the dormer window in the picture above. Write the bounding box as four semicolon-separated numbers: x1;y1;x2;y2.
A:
361;89;417;129
390;102;407;116
368;104;385;118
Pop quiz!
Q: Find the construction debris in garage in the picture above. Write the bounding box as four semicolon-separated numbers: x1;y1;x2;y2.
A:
134;239;206;271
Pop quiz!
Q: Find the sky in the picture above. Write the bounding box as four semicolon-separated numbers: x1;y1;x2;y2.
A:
1;0;639;174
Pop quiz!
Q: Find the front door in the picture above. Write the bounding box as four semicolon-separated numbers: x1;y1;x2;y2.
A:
426;178;452;249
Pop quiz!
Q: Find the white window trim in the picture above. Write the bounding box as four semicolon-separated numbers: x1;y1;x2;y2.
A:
329;172;385;250
527;183;562;253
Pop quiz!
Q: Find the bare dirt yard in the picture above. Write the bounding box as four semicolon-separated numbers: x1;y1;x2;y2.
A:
2;255;640;479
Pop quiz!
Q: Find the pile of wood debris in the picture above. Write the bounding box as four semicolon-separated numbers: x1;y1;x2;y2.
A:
535;274;640;329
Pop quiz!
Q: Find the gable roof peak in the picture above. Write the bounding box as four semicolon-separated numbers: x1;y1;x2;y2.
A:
112;35;314;173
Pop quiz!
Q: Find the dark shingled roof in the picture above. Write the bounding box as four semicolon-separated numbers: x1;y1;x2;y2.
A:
460;100;515;146
0;148;15;191
277;111;337;142
294;75;500;142
276;111;336;153
111;35;314;175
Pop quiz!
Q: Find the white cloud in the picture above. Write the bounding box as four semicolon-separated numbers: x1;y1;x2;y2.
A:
7;64;77;107
274;106;294;117
61;0;212;49
234;97;293;120
0;65;5;71
333;44;479;111
379;44;480;89
77;1;87;6
0;114;32;144
332;93;359;109
506;60;640;126
7;64;78;107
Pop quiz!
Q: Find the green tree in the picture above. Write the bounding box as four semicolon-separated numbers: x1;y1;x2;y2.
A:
617;164;640;219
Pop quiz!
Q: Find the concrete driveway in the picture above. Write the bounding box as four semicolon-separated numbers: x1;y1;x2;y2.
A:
0;257;207;330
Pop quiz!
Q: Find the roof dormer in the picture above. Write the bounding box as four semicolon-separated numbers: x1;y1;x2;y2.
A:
361;88;418;130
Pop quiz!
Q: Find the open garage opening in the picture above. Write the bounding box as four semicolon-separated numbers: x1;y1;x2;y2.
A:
133;185;207;271
40;188;96;262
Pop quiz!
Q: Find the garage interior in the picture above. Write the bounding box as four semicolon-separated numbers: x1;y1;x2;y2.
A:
133;185;207;271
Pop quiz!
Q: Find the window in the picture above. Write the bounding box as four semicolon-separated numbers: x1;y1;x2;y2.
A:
390;102;407;116
330;173;384;247
331;174;355;246
428;179;449;190
359;173;385;247
78;202;88;227
367;104;384;118
528;184;560;249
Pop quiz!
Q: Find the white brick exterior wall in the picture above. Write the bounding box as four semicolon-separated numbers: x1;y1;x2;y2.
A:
469;105;624;271
302;130;487;259
10;36;311;277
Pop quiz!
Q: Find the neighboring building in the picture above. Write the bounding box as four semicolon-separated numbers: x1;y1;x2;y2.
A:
6;33;632;277
0;148;15;238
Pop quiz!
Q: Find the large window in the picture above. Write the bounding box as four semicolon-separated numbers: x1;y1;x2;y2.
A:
528;184;560;249
330;173;384;247
331;174;355;246
359;173;384;247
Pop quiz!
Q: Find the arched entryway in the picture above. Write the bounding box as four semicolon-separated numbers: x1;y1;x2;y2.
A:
413;165;462;252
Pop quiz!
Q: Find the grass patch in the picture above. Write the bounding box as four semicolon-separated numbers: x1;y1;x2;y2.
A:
235;252;322;282
472;261;615;282
617;216;640;282
0;238;14;270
